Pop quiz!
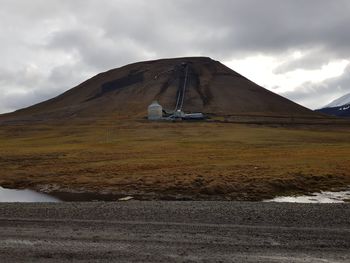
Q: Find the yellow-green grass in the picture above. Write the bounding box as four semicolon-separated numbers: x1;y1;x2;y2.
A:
1;119;350;200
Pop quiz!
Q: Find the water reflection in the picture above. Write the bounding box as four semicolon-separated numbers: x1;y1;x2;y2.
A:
0;187;60;202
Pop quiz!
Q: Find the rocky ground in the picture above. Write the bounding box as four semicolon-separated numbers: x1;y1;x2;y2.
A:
0;202;349;262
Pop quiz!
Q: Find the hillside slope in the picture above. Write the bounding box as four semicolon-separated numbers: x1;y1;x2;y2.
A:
1;57;321;122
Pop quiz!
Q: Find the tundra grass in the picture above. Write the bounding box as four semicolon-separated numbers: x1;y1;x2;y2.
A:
1;119;350;200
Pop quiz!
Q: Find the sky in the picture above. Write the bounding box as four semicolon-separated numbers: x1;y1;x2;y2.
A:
0;0;350;114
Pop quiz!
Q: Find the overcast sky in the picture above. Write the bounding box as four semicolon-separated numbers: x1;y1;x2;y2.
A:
1;0;350;113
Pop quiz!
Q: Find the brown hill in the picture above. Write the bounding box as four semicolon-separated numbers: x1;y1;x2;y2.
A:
1;57;322;122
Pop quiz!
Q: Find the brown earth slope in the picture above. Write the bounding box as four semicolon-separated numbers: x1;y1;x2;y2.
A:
0;57;323;122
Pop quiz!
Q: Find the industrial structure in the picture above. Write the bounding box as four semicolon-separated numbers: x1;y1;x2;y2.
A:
147;101;163;120
147;62;204;121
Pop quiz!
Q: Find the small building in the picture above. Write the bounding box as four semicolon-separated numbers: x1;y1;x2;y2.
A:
148;101;163;120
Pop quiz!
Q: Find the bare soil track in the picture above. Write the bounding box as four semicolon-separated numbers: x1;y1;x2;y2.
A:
0;202;349;262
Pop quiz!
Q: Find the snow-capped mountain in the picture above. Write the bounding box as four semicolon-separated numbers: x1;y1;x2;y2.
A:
317;93;350;117
324;93;350;108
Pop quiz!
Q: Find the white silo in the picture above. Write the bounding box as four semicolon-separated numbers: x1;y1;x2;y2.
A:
148;101;163;120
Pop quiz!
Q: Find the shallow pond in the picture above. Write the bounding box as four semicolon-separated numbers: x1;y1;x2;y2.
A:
0;187;60;202
265;190;350;203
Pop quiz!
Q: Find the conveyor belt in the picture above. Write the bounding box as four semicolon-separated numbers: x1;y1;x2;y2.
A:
174;64;189;112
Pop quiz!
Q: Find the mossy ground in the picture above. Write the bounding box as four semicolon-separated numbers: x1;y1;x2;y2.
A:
1;119;350;200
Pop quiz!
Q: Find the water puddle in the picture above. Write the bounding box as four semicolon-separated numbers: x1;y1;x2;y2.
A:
265;190;350;203
0;186;128;202
0;187;60;202
2;185;350;203
48;191;124;202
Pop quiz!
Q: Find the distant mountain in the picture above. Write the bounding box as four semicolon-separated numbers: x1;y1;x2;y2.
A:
317;93;350;117
324;93;350;108
0;57;323;122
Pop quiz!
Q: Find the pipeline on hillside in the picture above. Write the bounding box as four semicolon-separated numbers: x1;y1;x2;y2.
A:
148;62;204;120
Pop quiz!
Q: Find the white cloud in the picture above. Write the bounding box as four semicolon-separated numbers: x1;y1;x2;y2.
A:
224;54;349;93
1;0;350;113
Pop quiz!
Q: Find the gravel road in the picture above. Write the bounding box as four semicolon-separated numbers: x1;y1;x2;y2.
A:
0;202;349;262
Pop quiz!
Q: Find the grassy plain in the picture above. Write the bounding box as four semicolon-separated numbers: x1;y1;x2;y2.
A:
1;119;350;200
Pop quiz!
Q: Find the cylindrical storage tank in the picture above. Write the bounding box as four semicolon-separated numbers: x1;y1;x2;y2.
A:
148;101;163;120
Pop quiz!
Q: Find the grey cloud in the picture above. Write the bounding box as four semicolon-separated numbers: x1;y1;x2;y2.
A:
45;28;145;72
0;63;90;112
1;0;350;113
92;0;350;68
274;50;333;74
82;0;350;60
